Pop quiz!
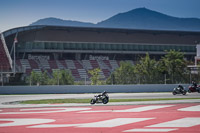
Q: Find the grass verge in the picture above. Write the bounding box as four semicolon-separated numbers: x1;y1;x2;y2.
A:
20;98;200;104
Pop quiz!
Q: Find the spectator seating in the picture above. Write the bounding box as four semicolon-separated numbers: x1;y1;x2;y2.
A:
66;60;76;69
78;69;88;79
0;33;12;72
15;58;135;81
74;60;83;69
48;60;58;69
90;60;99;68
57;60;67;69
110;60;119;70
70;69;81;79
29;59;39;69
82;60;92;69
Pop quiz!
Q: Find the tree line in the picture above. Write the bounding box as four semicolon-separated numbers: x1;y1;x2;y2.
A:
106;50;199;84
27;69;74;85
27;50;200;85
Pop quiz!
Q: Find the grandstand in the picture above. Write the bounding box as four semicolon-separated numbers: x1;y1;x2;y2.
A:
2;25;200;82
0;33;12;72
187;44;200;74
0;33;13;84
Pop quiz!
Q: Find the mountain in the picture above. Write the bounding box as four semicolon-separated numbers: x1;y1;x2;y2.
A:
30;17;95;27
97;8;200;31
30;8;200;31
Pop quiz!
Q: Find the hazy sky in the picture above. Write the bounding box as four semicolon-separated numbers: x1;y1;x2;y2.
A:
0;0;200;32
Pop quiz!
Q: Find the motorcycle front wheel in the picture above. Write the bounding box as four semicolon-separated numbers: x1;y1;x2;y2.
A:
102;98;108;104
90;99;96;104
172;91;176;95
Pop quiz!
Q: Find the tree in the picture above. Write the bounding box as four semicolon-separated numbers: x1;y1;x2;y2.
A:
50;69;74;85
159;50;187;83
27;69;74;85
88;68;101;85
59;69;74;85
41;70;50;85
27;71;43;85
107;61;136;84
51;70;60;85
134;53;160;84
106;72;116;85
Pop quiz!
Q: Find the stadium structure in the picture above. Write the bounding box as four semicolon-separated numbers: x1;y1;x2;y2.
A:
1;25;200;84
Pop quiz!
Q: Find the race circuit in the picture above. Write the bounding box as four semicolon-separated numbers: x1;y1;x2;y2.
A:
0;103;200;133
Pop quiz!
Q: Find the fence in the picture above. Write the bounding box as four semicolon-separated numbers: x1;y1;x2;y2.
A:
0;84;190;94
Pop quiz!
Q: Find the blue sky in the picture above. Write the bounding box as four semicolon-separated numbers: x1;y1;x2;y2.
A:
0;0;200;32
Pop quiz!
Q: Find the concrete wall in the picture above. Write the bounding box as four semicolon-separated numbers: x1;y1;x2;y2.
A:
0;84;190;94
197;44;200;57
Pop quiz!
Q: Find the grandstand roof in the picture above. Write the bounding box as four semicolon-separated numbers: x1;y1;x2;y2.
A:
3;25;200;38
3;25;200;54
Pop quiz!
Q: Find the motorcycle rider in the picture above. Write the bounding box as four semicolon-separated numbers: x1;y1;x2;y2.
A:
97;91;107;97
102;91;107;95
178;84;184;92
192;81;197;90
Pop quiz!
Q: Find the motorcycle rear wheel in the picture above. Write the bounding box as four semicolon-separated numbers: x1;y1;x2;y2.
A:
90;99;96;104
182;91;186;95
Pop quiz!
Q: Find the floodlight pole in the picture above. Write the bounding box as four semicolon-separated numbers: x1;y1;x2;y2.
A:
0;66;2;86
30;75;32;86
85;76;86;85
111;73;113;85
57;74;59;85
13;33;18;76
13;39;15;75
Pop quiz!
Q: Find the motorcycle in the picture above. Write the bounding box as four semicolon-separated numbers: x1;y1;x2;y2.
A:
188;85;200;93
90;91;109;104
172;85;187;95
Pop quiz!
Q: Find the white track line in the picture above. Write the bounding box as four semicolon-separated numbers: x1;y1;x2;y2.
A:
78;110;112;113
29;118;154;128
0;118;55;127
79;105;174;113
124;128;177;132
29;124;80;128
114;105;174;112
78;118;154;128
0;108;91;114
148;117;200;127
178;105;200;111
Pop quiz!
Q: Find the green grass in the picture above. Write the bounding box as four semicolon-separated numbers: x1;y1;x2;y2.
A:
20;97;200;104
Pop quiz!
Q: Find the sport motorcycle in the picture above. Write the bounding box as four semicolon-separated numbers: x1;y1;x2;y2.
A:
90;91;109;104
172;85;187;95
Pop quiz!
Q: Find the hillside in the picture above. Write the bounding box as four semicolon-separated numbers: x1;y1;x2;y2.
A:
30;17;95;27
30;8;200;31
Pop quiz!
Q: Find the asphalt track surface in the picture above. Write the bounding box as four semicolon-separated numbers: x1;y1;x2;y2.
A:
0;92;200;108
0;93;200;133
0;103;200;133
